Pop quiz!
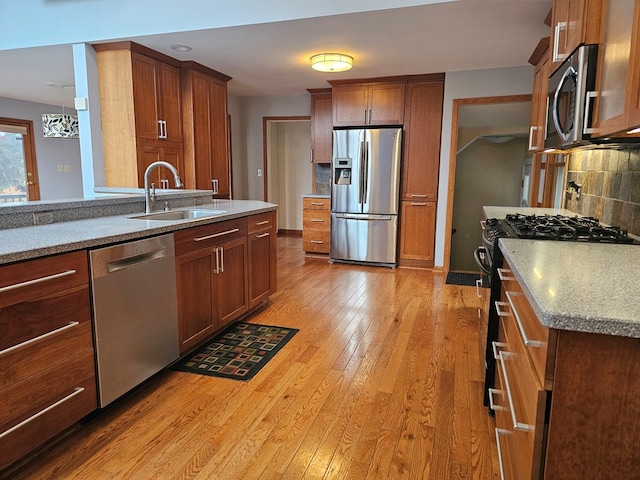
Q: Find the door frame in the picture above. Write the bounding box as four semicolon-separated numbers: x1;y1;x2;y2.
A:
443;94;531;272
0;116;40;201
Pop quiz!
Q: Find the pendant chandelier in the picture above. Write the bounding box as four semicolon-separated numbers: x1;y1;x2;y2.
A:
42;82;79;139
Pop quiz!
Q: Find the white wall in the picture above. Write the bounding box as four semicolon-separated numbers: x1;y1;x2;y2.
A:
233;95;310;200
0;97;83;200
435;66;534;267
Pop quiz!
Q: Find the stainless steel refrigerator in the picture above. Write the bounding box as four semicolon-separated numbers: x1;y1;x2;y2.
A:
330;127;402;266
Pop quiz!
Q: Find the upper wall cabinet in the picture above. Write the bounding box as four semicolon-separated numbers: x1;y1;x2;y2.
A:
528;37;551;153
181;62;232;197
95;42;184;188
329;80;406;127
308;88;333;164
591;0;640;137
549;0;602;73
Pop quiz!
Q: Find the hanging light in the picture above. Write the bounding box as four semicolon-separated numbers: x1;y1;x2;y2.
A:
310;53;354;73
42;82;79;139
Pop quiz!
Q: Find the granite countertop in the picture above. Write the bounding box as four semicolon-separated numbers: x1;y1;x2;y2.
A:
483;206;576;219
499;238;640;338
0;199;276;265
302;194;330;198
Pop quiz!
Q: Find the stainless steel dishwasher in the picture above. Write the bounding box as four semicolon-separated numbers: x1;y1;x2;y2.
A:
89;234;179;407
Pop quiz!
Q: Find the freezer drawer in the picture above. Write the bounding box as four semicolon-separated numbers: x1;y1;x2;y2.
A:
330;213;398;266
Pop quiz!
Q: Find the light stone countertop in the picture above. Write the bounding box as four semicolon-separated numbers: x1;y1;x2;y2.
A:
499;238;640;338
0;199;276;265
483;206;576;219
302;194;330;198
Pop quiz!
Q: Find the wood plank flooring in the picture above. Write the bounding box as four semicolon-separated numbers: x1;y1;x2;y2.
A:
3;236;499;479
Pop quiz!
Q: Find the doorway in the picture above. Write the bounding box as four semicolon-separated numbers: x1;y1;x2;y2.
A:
0;117;40;202
444;95;531;272
263;117;311;234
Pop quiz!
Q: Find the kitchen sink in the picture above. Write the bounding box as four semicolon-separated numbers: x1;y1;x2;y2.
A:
129;209;226;221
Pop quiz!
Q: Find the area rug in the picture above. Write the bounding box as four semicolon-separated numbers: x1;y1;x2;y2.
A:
173;322;299;381
445;272;489;287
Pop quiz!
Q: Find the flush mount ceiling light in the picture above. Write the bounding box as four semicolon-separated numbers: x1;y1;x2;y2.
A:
310;53;354;72
170;44;192;52
42;82;79;139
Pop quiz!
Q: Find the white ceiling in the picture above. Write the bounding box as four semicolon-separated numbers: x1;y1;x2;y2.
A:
0;0;552;108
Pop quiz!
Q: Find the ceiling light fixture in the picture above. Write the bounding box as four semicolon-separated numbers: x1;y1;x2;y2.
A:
310;53;354;73
170;44;192;52
42;82;79;139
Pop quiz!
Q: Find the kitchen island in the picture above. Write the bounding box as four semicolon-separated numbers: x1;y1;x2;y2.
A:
491;238;640;479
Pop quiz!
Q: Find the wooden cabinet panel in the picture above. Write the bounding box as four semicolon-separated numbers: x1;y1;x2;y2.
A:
158;61;183;142
331;82;406;127
303;197;330;211
309;89;333;164
182;63;232;196
216;237;249;323
302;197;330;254
402;80;444;200
136;142;184;188
549;0;602;73
398;200;436;267
302;210;330;231
528;40;550;153
174;217;247;256
247;210;277;308
302;230;330;253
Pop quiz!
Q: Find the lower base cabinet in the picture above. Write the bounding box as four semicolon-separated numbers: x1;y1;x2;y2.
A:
248;211;277;308
398;200;436;267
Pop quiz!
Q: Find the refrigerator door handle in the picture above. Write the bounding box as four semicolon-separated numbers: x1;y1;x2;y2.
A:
363;141;370;206
359;140;366;208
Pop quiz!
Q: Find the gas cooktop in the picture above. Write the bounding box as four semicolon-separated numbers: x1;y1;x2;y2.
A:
484;214;640;245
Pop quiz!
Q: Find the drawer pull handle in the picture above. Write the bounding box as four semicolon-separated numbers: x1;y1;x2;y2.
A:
194;228;240;242
256;233;270;239
488;388;505;411
480;220;486;230
498;351;533;432
411;202;427;206
411;194;427;198
310;240;324;244
255;220;270;226
505;291;544;347
0;387;85;440
491;341;507;361
0;269;77;293
0;321;80;357
310;202;325;206
310;219;325;223
475;278;482;298
497;268;514;281
495;301;510;317
495;428;509;480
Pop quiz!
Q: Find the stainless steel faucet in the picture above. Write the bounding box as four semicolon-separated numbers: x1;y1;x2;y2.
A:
144;161;183;213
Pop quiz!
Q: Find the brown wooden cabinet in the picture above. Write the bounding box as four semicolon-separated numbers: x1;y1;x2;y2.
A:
592;0;640;137
549;0;602;73
491;258;640;478
398;75;444;268
528;38;551;153
0;251;97;471
308;88;333;163
96;42;184;188
302;196;331;254
174;218;249;354
330;81;406;127
247;211;277;307
181;62;233;197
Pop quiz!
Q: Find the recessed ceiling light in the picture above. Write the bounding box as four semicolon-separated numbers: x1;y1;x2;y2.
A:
170;45;192;52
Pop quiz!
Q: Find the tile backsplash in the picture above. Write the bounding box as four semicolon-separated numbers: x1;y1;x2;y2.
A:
314;163;331;195
565;148;640;236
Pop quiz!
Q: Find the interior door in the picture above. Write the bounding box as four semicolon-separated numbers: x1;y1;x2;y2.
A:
0;118;40;202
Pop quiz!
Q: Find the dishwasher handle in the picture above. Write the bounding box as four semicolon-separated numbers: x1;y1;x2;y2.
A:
107;249;166;273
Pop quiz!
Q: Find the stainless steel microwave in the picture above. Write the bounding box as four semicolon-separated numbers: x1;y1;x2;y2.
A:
545;44;598;150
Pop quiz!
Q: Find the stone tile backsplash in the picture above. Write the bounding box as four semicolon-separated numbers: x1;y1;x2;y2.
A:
314;163;331;196
566;148;640;236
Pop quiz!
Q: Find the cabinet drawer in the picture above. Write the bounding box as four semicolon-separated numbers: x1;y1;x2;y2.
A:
0;348;97;471
0;251;88;309
303;231;330;253
303;197;330;211
175;217;247;255
247;210;276;234
303;210;330;231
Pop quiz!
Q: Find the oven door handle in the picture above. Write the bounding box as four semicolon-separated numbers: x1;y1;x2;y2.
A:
473;246;492;275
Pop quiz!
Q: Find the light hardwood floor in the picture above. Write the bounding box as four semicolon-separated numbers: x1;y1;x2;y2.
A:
4;236;499;479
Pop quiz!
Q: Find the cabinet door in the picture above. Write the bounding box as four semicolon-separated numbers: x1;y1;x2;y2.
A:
368;82;406;125
215;237;248;326
528;47;550;153
398;200;436;265
157;61;183;142
592;0;640;136
310;91;333;163
333;84;369;126
131;53;161;140
176;249;216;354
402;81;444;200
209;79;231;198
248;227;276;307
136;143;184;189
